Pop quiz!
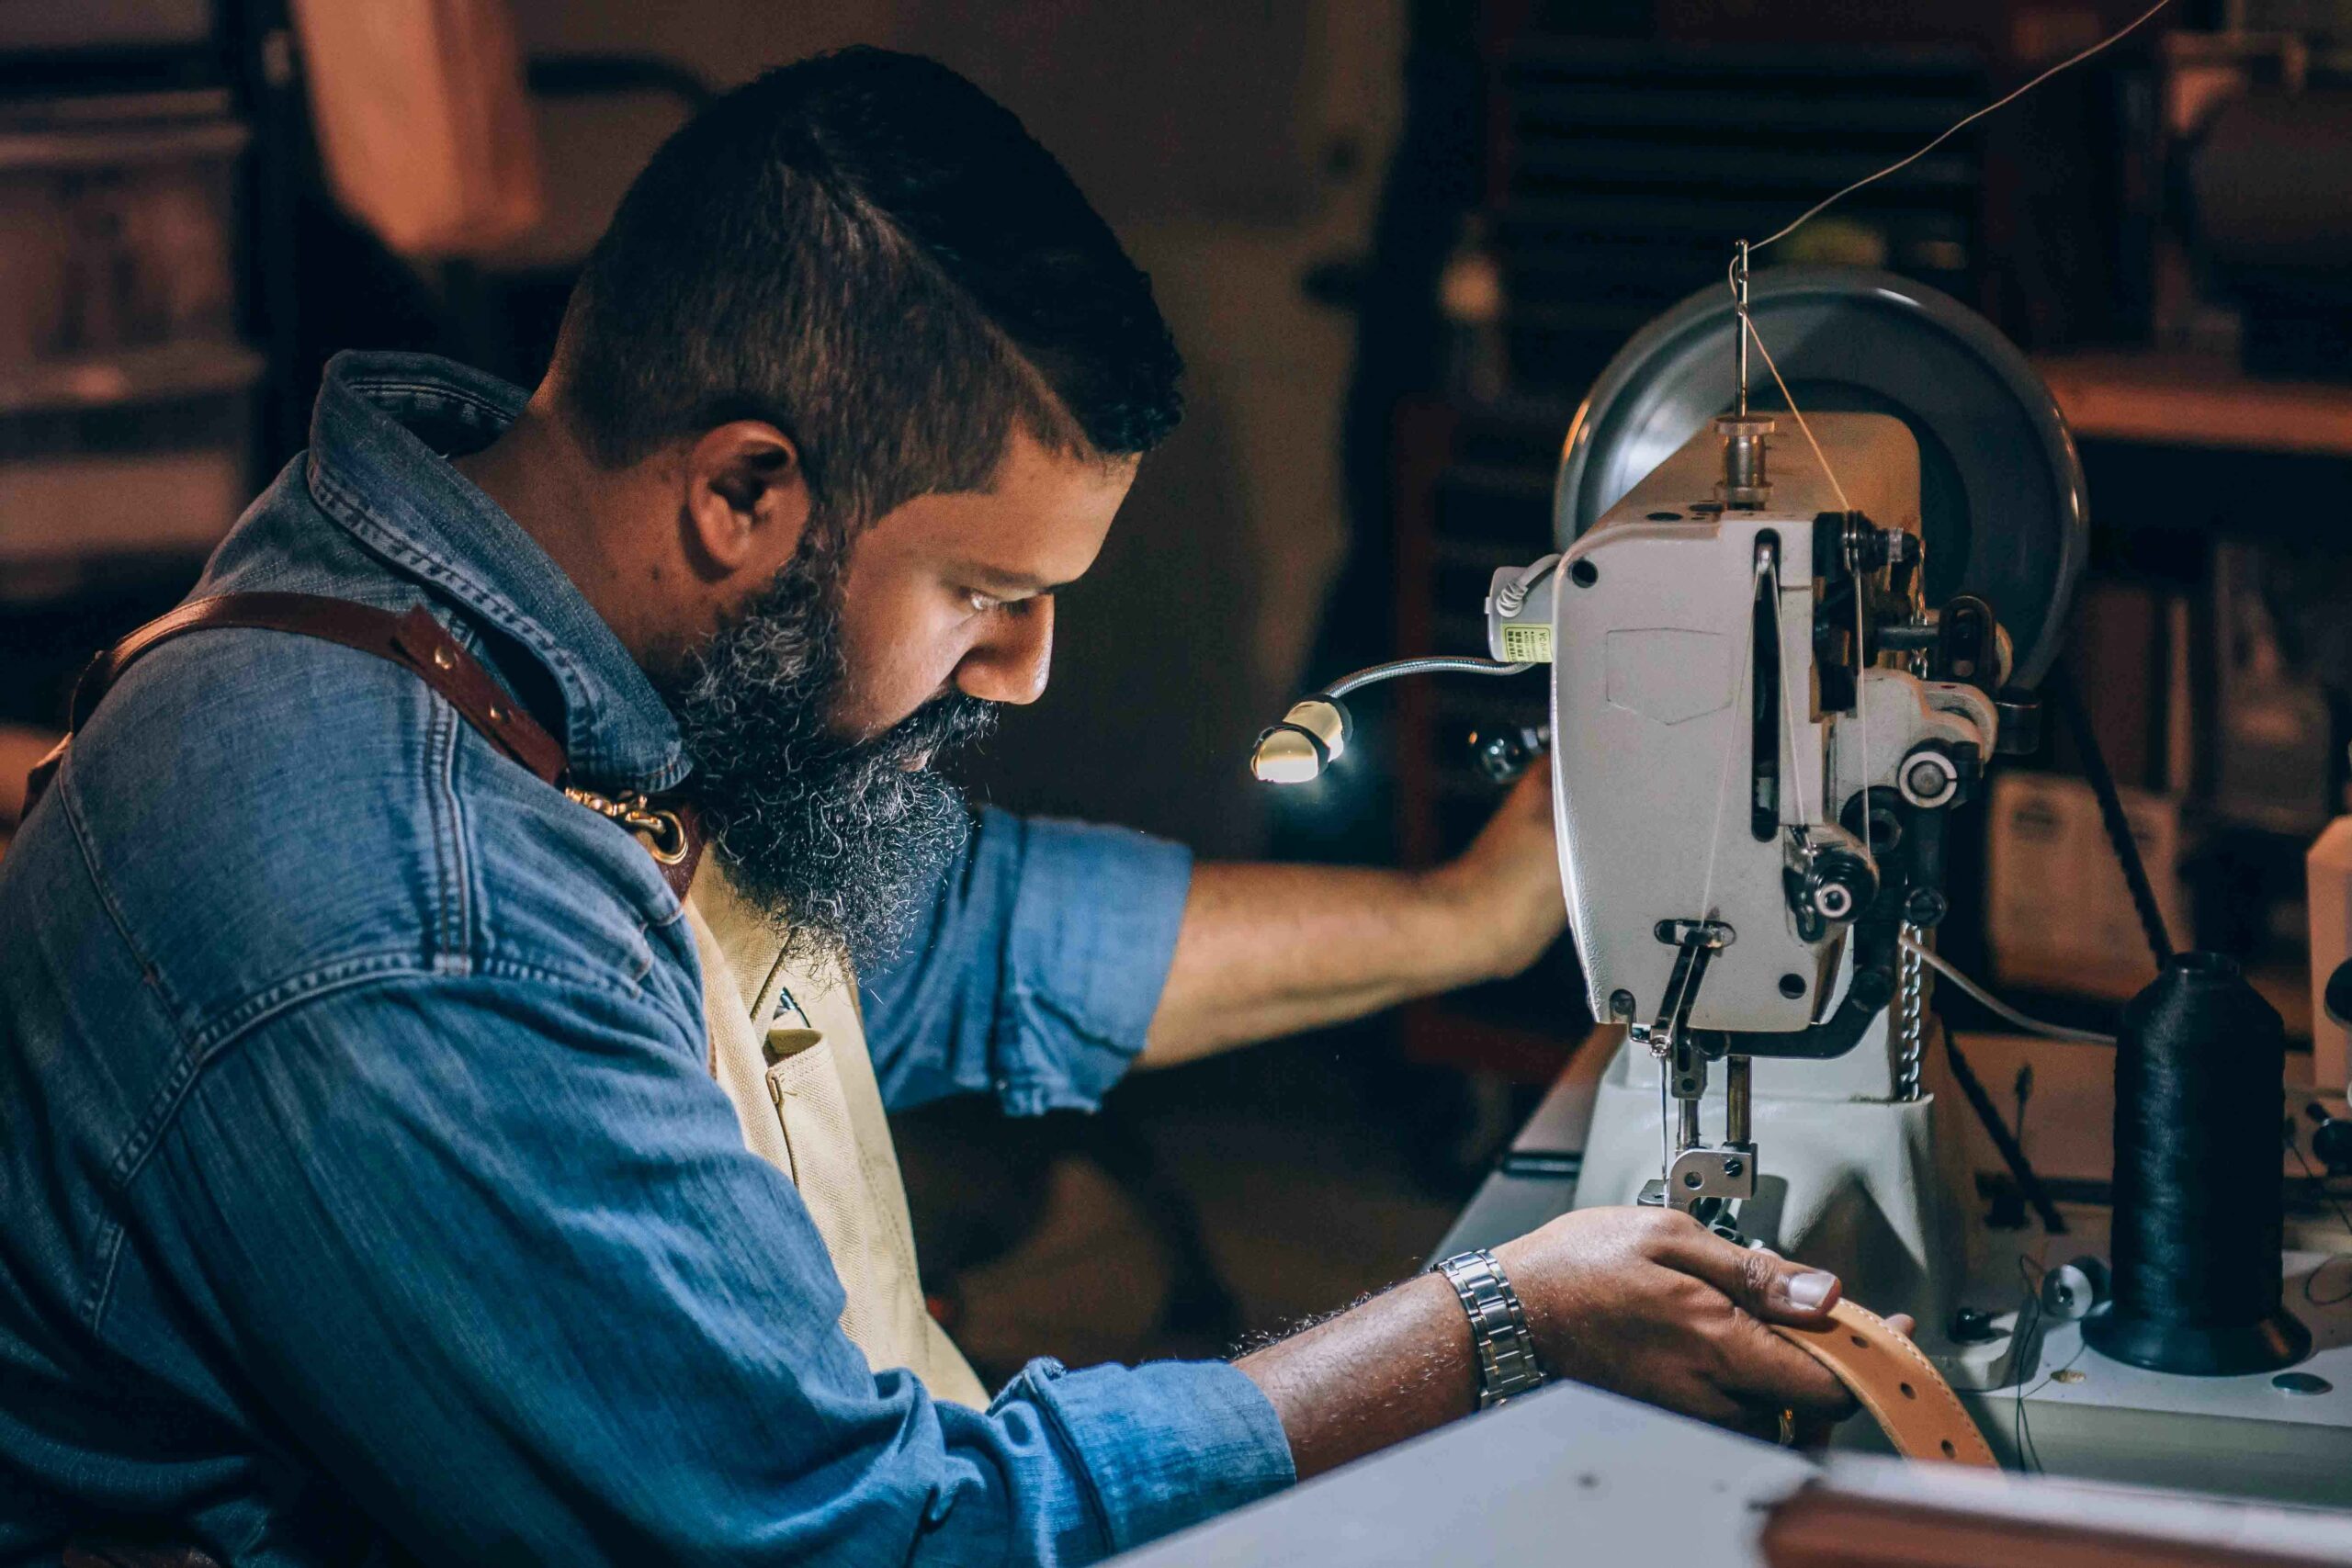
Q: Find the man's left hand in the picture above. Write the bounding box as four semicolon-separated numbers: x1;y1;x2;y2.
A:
1422;766;1568;984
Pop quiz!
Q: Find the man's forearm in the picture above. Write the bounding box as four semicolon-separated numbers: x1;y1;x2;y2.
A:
1140;770;1563;1067
1237;1272;1476;1480
1140;861;1507;1066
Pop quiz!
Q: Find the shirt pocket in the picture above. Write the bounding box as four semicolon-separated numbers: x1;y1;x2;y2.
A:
763;1030;905;1353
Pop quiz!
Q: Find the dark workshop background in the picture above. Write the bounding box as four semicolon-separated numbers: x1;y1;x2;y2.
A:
5;0;2351;1382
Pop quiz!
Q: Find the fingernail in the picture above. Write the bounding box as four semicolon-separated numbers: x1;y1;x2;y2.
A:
1786;1270;1837;1310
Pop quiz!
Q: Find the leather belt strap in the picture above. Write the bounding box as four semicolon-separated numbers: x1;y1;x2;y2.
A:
1771;1299;1997;1466
24;592;702;897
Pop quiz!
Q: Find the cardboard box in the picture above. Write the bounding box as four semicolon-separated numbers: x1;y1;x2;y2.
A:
1986;772;2190;1002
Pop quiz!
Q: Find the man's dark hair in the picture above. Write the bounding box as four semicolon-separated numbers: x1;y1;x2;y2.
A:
554;47;1182;530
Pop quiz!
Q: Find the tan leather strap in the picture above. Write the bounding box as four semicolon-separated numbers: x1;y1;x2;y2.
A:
1771;1299;1997;1467
24;592;705;898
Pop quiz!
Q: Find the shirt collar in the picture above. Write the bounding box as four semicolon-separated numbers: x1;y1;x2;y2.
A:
302;351;687;794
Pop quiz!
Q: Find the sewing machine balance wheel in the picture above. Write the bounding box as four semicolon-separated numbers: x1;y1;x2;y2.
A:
1556;265;2087;690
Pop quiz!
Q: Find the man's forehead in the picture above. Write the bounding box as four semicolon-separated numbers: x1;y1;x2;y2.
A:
865;430;1136;581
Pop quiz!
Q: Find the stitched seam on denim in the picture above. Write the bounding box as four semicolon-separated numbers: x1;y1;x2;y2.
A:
1018;1373;1118;1555
107;957;433;1201
56;767;201;1043
474;954;651;1007
305;460;592;700
340;375;513;422
187;951;428;1059
424;695;468;969
77;1215;129;1334
303;460;648;783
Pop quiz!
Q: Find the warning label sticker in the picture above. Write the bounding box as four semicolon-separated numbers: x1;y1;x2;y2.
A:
1499;624;1554;663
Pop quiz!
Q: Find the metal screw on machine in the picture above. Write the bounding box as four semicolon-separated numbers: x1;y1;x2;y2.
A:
1903;886;1950;928
1469;724;1550;784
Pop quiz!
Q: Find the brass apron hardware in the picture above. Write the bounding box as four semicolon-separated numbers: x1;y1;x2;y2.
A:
563;786;692;864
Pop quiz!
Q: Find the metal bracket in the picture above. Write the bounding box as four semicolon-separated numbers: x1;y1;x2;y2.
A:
1631;919;1733;1062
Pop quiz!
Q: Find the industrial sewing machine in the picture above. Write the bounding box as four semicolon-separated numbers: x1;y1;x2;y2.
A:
1251;265;2352;1507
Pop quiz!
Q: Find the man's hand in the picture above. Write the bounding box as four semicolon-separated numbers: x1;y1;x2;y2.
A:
1238;1206;1862;1479
1423;765;1568;984
1494;1207;1855;1432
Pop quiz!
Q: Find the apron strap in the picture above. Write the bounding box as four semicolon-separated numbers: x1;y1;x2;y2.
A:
23;591;702;897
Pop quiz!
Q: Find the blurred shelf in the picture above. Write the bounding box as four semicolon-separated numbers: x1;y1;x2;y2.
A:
2035;351;2352;457
0;341;263;416
0;108;244;171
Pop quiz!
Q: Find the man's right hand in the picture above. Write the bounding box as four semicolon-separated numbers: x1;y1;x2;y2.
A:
1238;1205;1862;1479
1494;1207;1855;1433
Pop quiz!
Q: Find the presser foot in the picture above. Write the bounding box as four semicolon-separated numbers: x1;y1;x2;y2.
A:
1637;1160;1755;1246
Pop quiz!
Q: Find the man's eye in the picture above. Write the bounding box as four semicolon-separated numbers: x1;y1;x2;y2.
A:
964;589;1002;615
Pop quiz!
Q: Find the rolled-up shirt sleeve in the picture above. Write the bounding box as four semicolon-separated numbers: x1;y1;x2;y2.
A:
126;974;1290;1565
864;807;1193;1116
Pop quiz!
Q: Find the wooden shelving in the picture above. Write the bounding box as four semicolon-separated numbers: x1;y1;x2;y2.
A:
2035;351;2352;457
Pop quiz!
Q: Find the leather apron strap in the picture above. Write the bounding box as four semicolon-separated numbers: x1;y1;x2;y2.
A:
23;592;702;897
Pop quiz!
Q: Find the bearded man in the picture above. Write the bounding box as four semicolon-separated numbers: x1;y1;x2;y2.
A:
0;49;1861;1567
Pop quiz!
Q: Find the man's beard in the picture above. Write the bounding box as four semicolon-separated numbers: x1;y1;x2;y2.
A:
654;541;997;976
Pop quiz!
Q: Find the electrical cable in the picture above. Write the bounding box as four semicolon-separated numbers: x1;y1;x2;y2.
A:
2048;662;2175;967
2009;1252;2088;1473
1321;654;1531;698
2289;1141;2352;1308
1746;0;2177;259
1493;556;1559;618
1905;936;2117;1045
2011;1254;2045;1472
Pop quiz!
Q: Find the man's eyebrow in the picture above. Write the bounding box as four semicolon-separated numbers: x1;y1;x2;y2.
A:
955;560;1070;594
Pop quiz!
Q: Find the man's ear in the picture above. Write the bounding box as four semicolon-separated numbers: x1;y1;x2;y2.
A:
680;420;810;582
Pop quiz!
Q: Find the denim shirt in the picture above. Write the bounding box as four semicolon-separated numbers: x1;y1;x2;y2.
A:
0;353;1293;1565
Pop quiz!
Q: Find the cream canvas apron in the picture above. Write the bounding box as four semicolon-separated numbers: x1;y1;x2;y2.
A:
684;860;990;1408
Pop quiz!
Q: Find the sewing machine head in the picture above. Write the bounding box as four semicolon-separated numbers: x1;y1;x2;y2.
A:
1252;267;2082;1247
1503;409;2007;1056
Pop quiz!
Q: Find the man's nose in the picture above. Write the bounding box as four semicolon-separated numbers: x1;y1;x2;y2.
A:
954;599;1054;706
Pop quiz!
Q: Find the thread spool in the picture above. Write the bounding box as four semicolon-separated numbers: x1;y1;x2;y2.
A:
2086;953;2311;1376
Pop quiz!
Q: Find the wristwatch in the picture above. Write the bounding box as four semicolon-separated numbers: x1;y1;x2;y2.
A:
1430;1248;1546;1409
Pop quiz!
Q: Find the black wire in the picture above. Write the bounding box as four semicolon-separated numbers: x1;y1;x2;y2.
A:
2011;1255;2044;1473
2009;1254;2092;1474
2288;1141;2352;1308
2047;663;2174;966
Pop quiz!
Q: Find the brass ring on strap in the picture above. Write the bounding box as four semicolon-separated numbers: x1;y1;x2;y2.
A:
565;787;691;865
632;806;690;864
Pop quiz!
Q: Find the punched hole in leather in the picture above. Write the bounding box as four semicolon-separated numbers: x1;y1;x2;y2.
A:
1770;1298;1997;1466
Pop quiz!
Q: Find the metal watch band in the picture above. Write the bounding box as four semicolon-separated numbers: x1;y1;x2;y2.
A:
1431;1248;1546;1410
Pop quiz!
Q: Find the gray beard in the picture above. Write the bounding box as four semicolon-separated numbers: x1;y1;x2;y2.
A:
654;539;998;975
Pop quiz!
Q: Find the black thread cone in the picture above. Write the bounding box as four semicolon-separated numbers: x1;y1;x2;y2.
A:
2086;953;2310;1375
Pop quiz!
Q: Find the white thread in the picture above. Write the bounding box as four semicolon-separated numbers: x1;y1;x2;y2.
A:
1744;316;1851;513
1901;935;2117;1045
1747;0;2177;258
